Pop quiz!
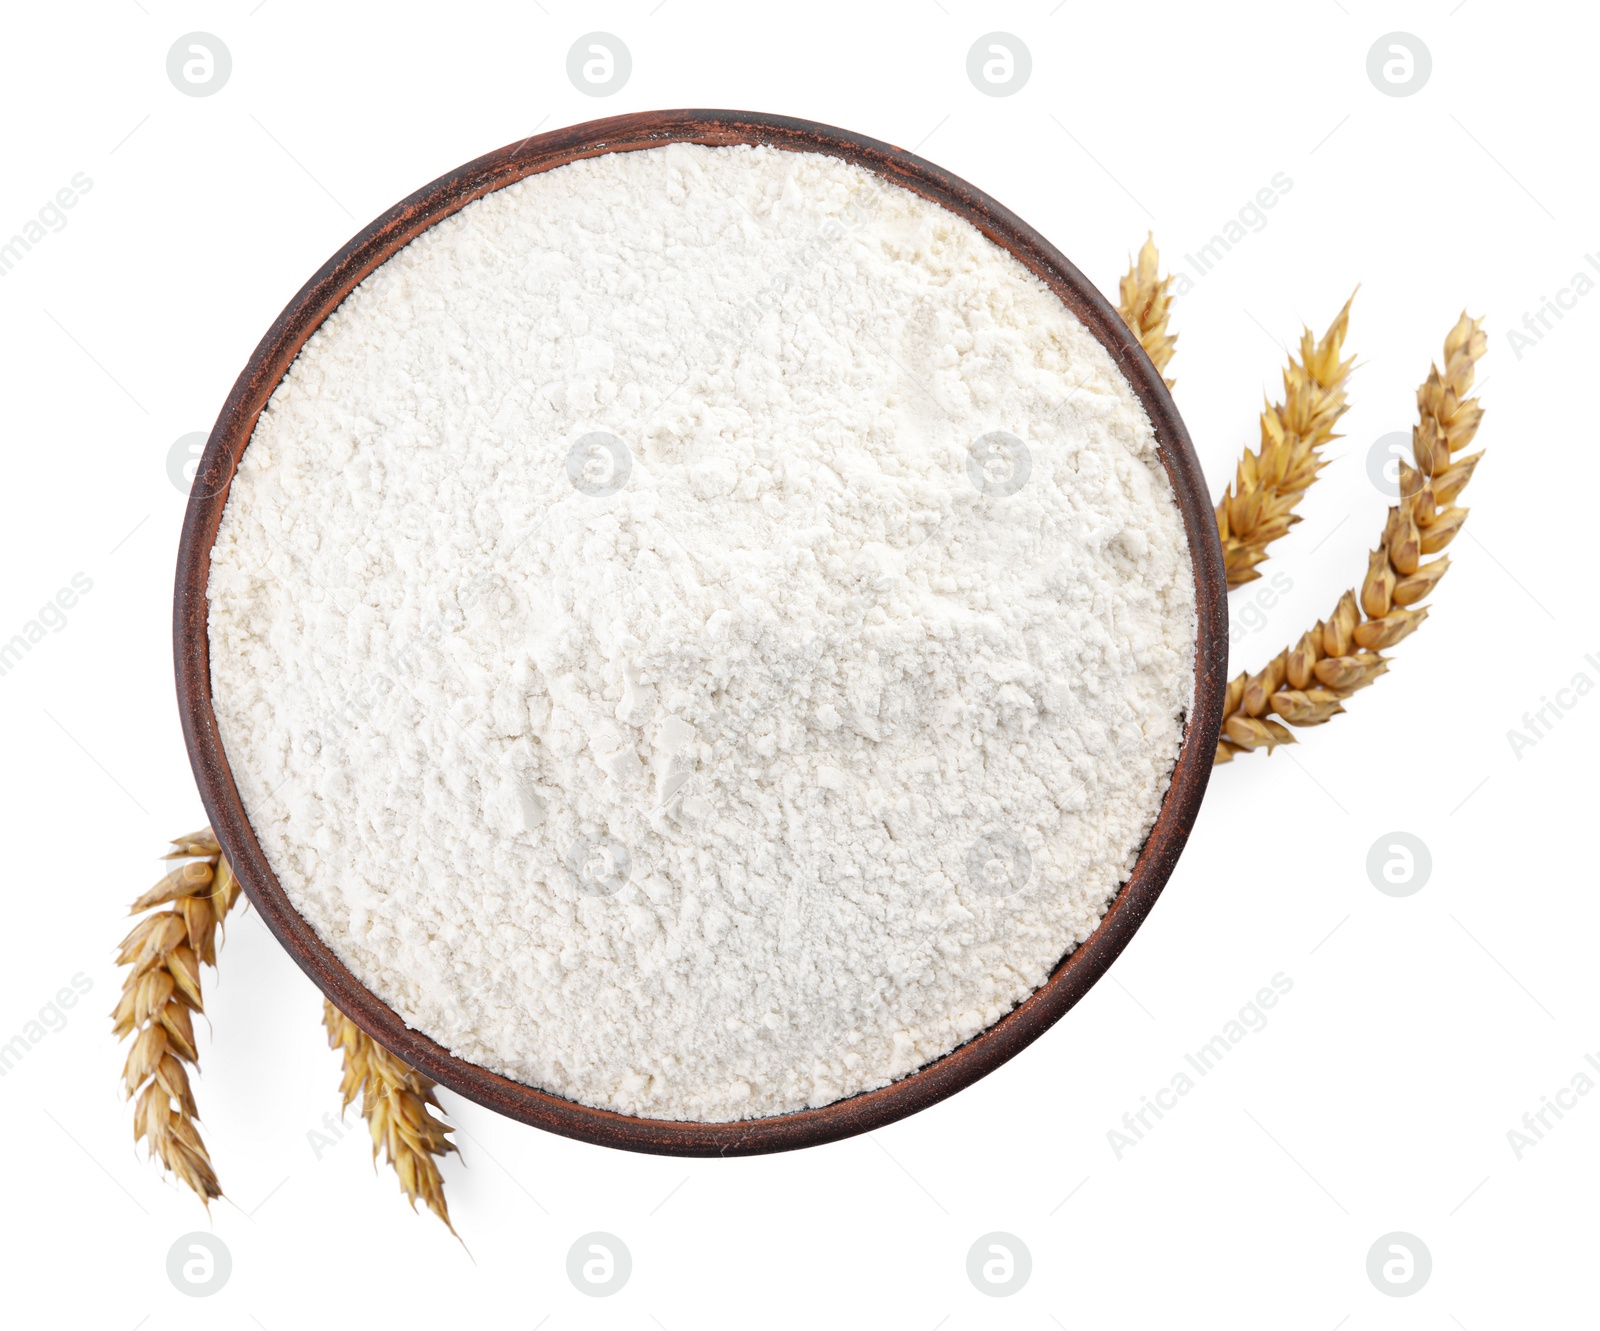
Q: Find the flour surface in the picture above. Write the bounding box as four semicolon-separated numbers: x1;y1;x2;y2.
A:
208;143;1196;1121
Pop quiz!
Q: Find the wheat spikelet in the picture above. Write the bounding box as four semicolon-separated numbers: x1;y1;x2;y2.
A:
1216;312;1487;762
1117;233;1178;387
323;999;458;1233
1215;294;1358;588
113;827;244;1204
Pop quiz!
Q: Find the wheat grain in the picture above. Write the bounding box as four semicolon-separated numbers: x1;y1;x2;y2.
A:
113;827;244;1204
322;999;458;1233
1216;312;1487;762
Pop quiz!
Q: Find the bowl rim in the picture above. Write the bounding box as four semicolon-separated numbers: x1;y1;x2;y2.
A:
174;108;1227;1157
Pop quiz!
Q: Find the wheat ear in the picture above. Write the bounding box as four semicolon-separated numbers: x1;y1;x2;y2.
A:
323;999;458;1233
1117;233;1178;387
113;827;244;1204
1116;239;1356;591
1215;294;1358;588
1216;312;1487;761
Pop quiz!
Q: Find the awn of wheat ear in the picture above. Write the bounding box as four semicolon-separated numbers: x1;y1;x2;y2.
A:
112;828;243;1204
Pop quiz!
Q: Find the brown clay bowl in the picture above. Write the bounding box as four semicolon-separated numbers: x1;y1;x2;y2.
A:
175;109;1227;1157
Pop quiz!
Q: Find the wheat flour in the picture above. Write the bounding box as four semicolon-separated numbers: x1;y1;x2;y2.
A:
207;142;1196;1121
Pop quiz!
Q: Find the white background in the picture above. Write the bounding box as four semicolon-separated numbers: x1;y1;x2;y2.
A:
2;1;1593;1325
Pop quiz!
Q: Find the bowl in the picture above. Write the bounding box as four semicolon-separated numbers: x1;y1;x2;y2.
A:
174;108;1227;1157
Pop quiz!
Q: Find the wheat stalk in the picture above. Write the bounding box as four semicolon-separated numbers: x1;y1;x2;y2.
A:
1216;312;1487;761
1118;233;1178;387
113;827;244;1204
1215;295;1357;588
323;999;458;1233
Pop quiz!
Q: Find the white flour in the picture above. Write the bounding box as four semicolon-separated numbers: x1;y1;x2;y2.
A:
208;143;1196;1122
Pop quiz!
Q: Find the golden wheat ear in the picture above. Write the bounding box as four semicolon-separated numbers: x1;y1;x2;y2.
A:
323;999;459;1234
1215;293;1358;589
1216;312;1486;761
1117;233;1178;388
115;829;244;1204
1115;238;1354;591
